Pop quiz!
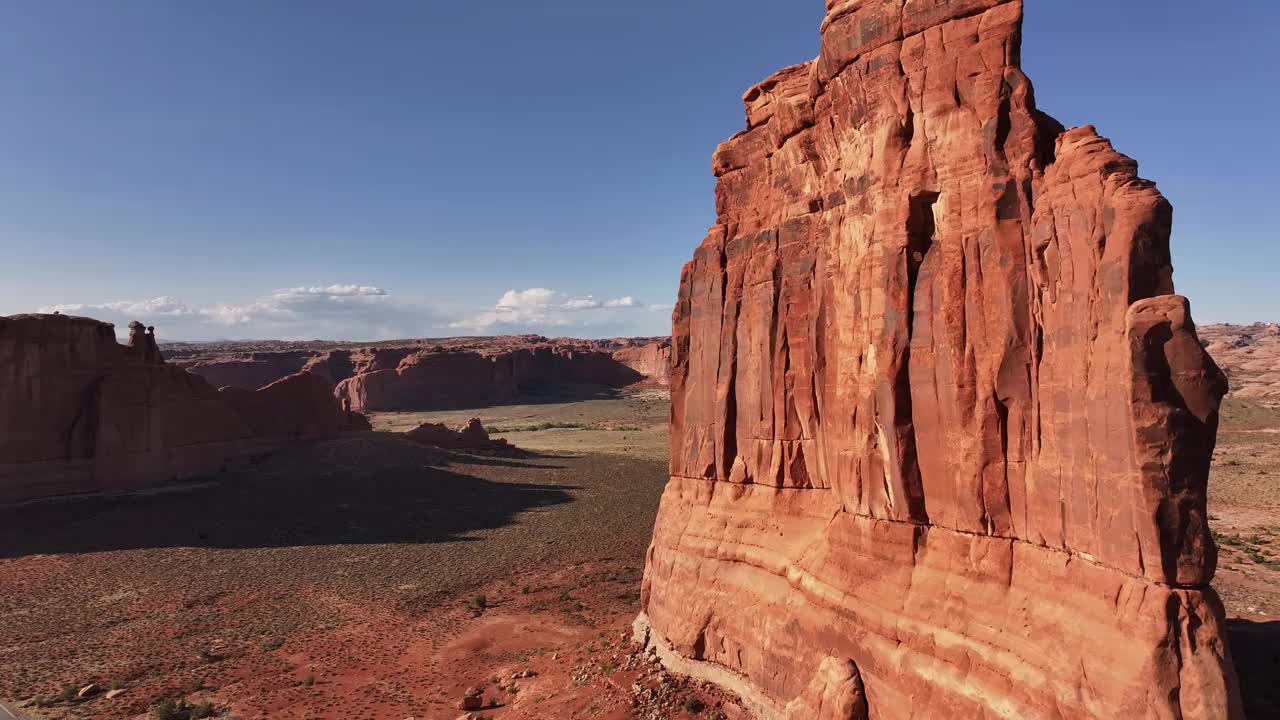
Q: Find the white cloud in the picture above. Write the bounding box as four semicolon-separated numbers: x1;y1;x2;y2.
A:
273;284;388;299
38;284;443;342
41;296;194;318
450;287;648;333
36;285;669;341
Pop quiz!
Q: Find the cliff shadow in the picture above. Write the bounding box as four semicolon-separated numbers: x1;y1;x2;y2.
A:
0;435;579;558
1229;618;1280;718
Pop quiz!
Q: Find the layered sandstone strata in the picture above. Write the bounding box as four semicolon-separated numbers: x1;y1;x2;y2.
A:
639;2;1241;719
0;314;368;503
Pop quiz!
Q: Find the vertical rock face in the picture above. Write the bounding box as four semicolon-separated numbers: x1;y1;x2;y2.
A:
0;314;368;503
613;339;673;386
640;2;1241;719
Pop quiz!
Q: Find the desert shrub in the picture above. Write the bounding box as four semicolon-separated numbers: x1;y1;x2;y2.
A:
534;421;585;431
152;698;218;720
684;697;706;713
473;594;488;609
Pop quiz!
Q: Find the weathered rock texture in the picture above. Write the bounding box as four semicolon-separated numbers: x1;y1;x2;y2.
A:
639;2;1242;719
0;314;368;503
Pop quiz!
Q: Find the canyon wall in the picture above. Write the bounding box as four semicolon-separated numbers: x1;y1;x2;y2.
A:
172;337;669;411
639;2;1241;719
613;339;673;387
335;345;645;412
0;314;368;503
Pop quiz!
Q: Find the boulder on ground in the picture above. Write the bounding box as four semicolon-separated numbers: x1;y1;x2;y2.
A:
404;418;509;452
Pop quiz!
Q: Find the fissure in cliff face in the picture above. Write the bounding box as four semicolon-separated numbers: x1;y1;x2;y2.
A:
638;2;1242;719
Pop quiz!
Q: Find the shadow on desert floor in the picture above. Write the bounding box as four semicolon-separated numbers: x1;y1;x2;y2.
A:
1228;618;1280;718
0;435;580;558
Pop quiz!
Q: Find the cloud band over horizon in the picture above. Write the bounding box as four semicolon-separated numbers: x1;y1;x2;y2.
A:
35;284;670;342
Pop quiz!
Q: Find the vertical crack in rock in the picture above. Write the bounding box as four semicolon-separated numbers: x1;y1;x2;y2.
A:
900;190;940;523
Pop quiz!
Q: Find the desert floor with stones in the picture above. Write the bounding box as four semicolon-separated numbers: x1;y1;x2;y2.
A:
2;381;1278;719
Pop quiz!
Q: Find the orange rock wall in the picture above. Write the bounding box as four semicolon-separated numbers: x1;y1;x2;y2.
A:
640;2;1241;718
613;340;673;386
0;314;366;503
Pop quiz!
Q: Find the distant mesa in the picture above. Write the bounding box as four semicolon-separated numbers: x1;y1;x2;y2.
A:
0;313;369;503
1198;323;1280;399
165;335;673;412
638;2;1242;720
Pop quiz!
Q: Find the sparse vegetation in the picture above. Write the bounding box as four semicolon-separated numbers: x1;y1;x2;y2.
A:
152;698;218;720
303;674;315;687
684;697;706;713
489;421;589;433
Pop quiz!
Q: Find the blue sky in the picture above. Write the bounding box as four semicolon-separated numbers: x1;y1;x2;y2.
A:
0;1;1274;340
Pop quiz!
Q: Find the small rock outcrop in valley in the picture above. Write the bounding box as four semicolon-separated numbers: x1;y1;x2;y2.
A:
403;418;509;452
0;314;369;503
168;336;671;411
639;3;1242;720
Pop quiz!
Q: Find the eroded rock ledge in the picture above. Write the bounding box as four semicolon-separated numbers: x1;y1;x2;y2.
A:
639;1;1242;718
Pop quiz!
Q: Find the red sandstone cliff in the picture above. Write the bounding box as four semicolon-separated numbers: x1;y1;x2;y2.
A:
639;2;1241;719
612;339;672;387
0;314;368;503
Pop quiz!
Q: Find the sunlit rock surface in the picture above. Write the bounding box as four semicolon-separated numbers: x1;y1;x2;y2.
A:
639;2;1242;718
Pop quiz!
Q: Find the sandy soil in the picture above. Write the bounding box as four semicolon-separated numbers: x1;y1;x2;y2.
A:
1205;397;1280;718
2;385;1277;719
0;398;739;720
371;391;671;463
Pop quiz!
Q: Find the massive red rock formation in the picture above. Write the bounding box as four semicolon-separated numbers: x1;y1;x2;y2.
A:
169;336;671;411
639;2;1241;719
0;314;368;503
